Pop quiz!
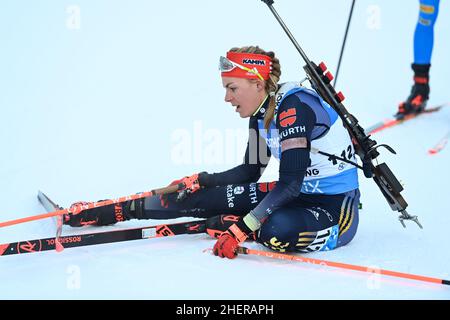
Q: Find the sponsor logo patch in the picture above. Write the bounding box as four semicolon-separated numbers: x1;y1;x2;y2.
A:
420;4;435;14
249;183;258;204
233;186;245;195
258;182;277;193
17;240;42;253
279;108;297;127
242;59;266;65
280;126;306;139
305;168;320;177
226;185;235;208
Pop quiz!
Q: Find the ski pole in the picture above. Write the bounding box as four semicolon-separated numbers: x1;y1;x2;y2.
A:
237;247;450;287
0;184;181;228
334;0;356;87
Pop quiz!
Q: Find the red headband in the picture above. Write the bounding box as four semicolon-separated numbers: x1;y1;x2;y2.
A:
222;52;272;80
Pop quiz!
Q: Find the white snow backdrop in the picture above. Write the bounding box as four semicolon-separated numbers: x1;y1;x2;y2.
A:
0;0;449;299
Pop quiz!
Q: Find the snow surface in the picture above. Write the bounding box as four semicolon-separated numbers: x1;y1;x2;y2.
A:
1;0;449;300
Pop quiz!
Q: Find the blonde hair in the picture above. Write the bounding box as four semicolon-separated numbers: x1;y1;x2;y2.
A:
228;46;281;129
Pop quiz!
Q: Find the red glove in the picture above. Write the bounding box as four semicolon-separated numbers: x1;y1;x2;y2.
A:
160;173;204;207
176;173;202;202
160;178;184;208
213;222;251;259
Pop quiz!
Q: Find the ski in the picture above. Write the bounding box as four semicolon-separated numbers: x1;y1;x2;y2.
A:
0;219;206;256
1;194;207;256
428;130;449;155
366;103;448;135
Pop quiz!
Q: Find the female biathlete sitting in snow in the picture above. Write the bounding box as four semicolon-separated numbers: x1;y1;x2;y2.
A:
65;46;361;259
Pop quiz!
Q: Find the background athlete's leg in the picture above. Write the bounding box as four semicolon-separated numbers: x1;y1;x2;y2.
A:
414;0;440;64
398;0;440;116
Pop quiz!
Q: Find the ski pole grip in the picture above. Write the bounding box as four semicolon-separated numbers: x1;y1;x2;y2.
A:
261;0;274;6
150;184;180;196
237;247;249;254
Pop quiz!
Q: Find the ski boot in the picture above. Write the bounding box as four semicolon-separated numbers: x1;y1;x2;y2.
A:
63;201;128;227
396;64;430;119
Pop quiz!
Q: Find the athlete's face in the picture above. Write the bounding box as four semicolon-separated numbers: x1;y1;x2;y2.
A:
222;77;267;118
